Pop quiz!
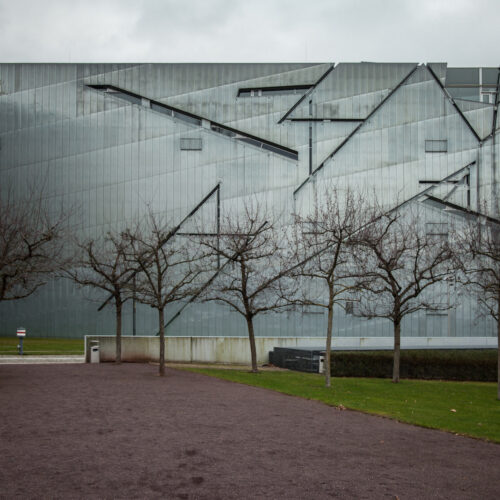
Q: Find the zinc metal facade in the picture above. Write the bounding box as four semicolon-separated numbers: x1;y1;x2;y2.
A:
0;62;498;339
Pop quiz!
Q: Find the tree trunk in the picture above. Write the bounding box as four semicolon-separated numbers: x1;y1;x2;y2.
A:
115;298;122;364
393;319;401;383
246;315;258;373
325;290;334;388
159;307;165;377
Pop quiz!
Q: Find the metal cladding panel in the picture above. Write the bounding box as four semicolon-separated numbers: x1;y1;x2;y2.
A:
0;64;76;92
116;64;330;148
186;94;304;147
0;62;497;339
295;65;482;212
82;63;326;100
291;89;390;120
427;63;448;85
313;121;361;167
455;99;495;139
496;135;500;214
316;62;418;99
76;64;140;80
479;136;500;215
289;62;417;119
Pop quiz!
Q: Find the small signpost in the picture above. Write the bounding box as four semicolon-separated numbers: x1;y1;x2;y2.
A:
17;327;26;355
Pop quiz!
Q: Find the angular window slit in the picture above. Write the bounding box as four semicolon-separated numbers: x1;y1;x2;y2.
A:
238;85;312;98
87;84;298;161
173;111;201;126
109;90;141;106
210;124;235;138
151;102;173;117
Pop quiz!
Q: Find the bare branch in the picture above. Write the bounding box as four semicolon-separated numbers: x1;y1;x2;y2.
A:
450;211;500;399
352;204;453;382
0;184;72;302
195;199;295;372
287;185;377;387
64;230;135;363
123;209;206;376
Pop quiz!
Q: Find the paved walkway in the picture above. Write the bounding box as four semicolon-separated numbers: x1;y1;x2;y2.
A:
0;355;84;364
1;363;499;499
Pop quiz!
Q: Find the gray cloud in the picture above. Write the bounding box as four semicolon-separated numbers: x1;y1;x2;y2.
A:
0;0;498;65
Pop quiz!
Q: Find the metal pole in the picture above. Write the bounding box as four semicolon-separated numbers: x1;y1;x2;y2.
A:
133;276;136;336
216;185;221;269
308;99;313;175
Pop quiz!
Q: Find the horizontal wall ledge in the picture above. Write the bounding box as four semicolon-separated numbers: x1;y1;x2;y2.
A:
84;336;498;364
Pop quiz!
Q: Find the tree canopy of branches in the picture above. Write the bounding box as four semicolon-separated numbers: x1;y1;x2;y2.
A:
353;206;453;383
197;202;293;373
290;187;373;387
452;216;500;399
124;211;203;376
65;230;135;363
0;186;70;302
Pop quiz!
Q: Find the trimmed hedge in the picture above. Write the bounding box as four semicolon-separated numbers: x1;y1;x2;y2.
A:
330;349;497;382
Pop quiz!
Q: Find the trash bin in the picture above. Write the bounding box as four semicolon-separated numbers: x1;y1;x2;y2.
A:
90;340;100;363
318;353;325;374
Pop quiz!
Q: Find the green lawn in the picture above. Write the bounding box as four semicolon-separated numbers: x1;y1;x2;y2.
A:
0;337;84;355
184;368;500;443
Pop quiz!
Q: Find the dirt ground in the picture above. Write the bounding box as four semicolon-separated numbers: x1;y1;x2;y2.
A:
0;363;499;499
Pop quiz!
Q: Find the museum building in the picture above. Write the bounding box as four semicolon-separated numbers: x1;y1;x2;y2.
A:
0;62;498;342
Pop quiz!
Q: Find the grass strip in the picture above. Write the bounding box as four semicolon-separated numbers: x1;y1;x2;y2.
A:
0;337;84;355
184;367;500;443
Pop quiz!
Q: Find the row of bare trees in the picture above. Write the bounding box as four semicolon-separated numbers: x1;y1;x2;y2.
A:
2;185;499;397
65;214;203;376
282;192;454;387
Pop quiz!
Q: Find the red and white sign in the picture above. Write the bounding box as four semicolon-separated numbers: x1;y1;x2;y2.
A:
16;328;26;337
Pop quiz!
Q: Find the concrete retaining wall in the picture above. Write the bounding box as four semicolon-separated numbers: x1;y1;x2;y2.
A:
84;336;325;364
84;336;498;364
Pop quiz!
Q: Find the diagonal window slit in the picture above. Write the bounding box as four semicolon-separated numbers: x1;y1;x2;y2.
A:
87;84;298;161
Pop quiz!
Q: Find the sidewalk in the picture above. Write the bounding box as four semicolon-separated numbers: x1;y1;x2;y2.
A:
0;355;84;364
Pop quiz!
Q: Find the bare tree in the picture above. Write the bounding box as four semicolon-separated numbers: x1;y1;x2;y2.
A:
197;202;293;373
452;215;500;399
290;187;373;387
65;230;135;363
353;206;453;383
124;211;202;376
0;186;70;302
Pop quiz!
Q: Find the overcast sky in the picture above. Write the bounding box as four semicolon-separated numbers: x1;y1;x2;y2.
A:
0;0;498;66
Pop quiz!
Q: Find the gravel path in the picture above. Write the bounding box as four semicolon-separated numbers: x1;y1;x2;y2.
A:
0;363;499;499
